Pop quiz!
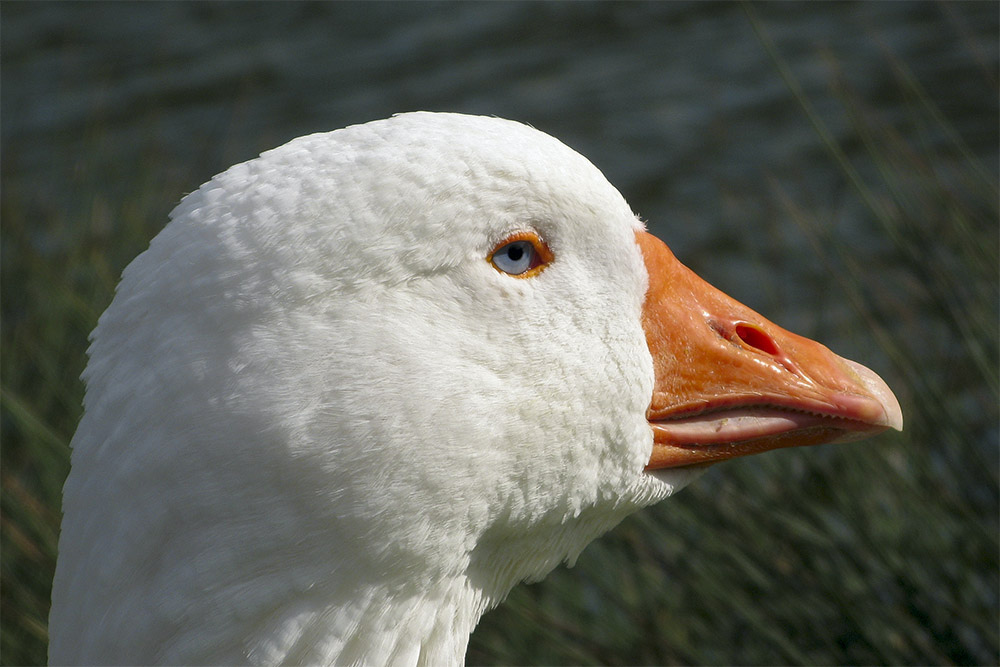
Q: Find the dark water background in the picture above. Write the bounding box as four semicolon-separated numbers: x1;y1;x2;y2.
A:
3;2;996;340
2;2;997;665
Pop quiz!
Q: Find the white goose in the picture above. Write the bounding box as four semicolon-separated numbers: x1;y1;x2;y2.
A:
49;112;901;666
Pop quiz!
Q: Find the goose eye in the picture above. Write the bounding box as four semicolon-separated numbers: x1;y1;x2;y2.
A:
493;241;535;274
488;233;553;278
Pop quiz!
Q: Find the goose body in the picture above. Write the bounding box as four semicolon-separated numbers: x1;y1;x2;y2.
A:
49;112;901;665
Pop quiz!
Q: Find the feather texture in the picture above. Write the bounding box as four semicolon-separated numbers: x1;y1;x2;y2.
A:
49;113;701;665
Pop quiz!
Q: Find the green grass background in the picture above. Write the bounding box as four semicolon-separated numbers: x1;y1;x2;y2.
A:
2;4;997;665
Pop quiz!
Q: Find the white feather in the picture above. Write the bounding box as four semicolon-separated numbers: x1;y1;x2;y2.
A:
49;113;702;665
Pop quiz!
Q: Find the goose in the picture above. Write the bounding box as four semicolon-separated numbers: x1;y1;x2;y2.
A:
48;112;902;666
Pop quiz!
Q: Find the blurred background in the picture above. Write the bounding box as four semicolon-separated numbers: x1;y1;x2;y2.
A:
2;2;996;664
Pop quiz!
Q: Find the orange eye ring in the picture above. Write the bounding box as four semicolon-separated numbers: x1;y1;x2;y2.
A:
488;232;553;278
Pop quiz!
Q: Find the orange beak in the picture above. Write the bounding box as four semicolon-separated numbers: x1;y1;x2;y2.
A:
637;231;902;470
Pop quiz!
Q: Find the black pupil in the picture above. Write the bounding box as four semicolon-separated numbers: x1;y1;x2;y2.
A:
507;243;525;262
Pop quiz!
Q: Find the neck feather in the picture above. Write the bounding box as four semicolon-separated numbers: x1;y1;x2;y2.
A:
167;576;486;666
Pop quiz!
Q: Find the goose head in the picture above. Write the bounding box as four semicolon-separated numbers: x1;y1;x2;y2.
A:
49;112;901;665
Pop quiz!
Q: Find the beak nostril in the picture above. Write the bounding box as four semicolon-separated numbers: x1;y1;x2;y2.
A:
735;322;782;357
